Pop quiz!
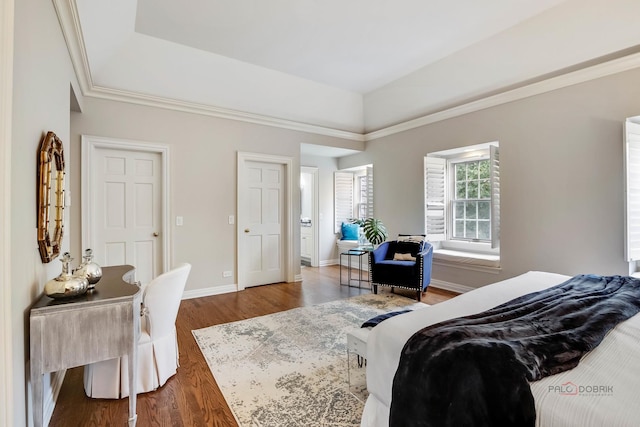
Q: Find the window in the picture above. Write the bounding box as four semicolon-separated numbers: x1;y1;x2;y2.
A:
334;166;373;233
452;159;492;241
425;143;500;252
624;117;640;274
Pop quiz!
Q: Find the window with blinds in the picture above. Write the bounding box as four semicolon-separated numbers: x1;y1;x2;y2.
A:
425;143;500;250
334;171;354;233
425;156;446;241
334;166;374;233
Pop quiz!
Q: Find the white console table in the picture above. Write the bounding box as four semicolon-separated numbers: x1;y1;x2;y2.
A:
30;265;140;427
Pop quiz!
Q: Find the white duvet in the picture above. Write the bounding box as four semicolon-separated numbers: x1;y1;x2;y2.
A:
361;271;640;427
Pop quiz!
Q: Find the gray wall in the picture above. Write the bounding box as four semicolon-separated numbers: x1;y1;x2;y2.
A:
341;67;640;288
70;97;354;292
11;0;77;425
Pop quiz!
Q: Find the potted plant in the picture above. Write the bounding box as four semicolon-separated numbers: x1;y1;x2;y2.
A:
349;218;388;246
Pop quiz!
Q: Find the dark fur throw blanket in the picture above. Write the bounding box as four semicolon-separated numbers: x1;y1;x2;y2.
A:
389;274;640;427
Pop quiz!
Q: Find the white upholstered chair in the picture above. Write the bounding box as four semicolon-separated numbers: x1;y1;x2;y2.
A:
83;263;191;398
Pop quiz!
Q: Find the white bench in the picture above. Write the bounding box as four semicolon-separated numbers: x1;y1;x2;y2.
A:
347;327;371;401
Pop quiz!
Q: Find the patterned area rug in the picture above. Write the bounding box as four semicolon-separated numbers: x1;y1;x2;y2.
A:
192;293;425;427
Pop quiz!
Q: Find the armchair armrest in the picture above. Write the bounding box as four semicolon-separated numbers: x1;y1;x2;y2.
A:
371;242;391;264
416;244;433;263
416;243;434;283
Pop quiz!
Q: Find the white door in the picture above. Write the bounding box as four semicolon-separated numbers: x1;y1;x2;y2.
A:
239;160;285;287
90;147;163;285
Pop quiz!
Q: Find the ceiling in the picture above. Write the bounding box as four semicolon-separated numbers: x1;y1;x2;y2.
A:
134;0;566;94
63;0;640;144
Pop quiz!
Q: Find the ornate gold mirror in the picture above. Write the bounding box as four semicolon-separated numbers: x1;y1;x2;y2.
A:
37;131;65;263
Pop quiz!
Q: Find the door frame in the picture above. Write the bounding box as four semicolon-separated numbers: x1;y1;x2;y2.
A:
237;152;294;290
81;135;171;273
301;166;320;267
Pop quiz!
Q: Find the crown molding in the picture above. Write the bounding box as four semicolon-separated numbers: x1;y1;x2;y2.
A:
53;0;365;142
55;0;640;145
53;0;93;93
85;84;366;141
365;52;640;141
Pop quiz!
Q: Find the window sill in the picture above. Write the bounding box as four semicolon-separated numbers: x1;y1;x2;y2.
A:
433;248;501;274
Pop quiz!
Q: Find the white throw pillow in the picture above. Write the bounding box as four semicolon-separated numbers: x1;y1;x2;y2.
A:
393;252;416;261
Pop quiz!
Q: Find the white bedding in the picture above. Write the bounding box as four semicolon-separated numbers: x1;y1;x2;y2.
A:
361;271;640;427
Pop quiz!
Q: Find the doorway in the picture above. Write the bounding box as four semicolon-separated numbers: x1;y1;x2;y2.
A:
300;166;319;267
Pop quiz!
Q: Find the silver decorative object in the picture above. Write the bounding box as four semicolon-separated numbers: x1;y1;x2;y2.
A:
74;248;102;289
45;252;89;299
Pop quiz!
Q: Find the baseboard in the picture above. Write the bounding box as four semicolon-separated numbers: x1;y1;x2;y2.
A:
430;279;475;294
294;274;303;282
182;284;237;300
320;259;338;267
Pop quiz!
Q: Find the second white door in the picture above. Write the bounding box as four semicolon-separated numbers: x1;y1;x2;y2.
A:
240;160;285;287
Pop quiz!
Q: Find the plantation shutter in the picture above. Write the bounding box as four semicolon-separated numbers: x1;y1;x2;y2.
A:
625;120;640;261
366;166;374;218
334;171;354;233
490;145;500;249
424;156;446;241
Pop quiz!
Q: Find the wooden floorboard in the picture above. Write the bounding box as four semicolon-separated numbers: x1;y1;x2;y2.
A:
48;265;457;426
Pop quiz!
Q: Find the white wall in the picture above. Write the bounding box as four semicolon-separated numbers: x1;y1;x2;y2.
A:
11;0;77;425
343;67;640;289
0;0;14;424
70;97;354;293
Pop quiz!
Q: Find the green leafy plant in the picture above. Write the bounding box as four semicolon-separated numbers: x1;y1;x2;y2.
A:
349;217;388;245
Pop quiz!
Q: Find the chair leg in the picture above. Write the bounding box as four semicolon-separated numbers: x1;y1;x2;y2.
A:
416;290;422;302
373;284;378;294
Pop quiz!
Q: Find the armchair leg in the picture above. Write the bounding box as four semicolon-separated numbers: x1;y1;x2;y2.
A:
373;284;378;295
416;290;422;302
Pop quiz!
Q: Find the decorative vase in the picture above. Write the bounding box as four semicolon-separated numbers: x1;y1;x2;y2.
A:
45;252;89;299
74;248;102;289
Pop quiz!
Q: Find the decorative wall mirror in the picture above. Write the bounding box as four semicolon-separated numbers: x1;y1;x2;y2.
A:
37;131;65;263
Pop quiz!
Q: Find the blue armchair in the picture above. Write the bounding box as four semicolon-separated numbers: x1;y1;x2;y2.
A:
369;238;433;301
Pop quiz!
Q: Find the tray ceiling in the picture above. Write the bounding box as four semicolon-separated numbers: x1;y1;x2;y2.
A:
63;0;640;138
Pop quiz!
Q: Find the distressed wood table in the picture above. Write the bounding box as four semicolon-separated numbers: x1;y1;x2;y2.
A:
30;265;140;427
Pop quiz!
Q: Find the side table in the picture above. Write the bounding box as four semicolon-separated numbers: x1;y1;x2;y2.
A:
339;249;371;289
30;265;140;427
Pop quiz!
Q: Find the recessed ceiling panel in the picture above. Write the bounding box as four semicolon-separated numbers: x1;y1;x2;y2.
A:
135;0;567;93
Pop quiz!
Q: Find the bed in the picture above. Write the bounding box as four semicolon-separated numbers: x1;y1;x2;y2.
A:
361;271;640;427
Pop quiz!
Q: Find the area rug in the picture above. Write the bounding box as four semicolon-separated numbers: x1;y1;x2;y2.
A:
192;293;426;427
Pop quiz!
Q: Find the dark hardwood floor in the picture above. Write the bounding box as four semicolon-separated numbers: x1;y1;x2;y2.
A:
48;265;457;426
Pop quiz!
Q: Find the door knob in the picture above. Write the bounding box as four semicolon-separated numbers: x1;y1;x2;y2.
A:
153;232;159;237
244;229;250;233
